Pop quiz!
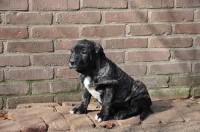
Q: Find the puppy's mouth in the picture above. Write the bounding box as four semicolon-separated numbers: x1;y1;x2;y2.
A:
69;63;83;71
69;63;77;69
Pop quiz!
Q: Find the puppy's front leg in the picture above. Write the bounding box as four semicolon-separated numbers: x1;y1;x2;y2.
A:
70;88;91;114
96;87;114;122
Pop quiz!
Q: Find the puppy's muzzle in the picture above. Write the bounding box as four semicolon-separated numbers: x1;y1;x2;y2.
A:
69;59;76;69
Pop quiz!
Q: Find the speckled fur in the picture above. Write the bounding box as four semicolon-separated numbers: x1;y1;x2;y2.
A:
69;39;152;122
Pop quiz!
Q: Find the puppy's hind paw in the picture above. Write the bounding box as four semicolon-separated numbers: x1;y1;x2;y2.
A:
114;111;127;120
95;114;103;122
95;113;109;122
69;110;75;114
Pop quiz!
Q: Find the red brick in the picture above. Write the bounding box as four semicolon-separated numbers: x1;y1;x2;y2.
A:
82;0;127;9
142;114;160;125
189;104;200;111
56;68;78;79
62;102;80;106
0;15;2;24
194;36;200;47
105;38;147;49
136;76;169;88
16;114;47;132
119;64;147;76
0;27;28;39
32;82;50;94
126;50;170;62
0;55;29;67
82;25;125;37
55;93;82;103
0;14;3;24
194;63;200;73
152;108;184;123
7;95;54;109
0;120;20;132
55;40;76;51
5;68;54;81
32;53;70;66
175;23;200;34
172;76;193;87
67;114;94;131
104;11;147;23
55;39;101;51
181;111;200;122
67;0;79;10
152;88;188;101
0;70;3;82
32;26;78;38
130;0;173;8
173;49;200;60
150;63;191;75
16;103;59;109
8;107;56;120
0;42;3;53
195;10;200;21
105;51;125;63
87;102;101;111
33;81;78;94
0;83;29;95
50;80;78;93
56;12;101;24
0;0;28;10
150;37;192;48
7;41;53;53
171;107;200;122
39;112;70;131
32;0;79;10
176;0;200;7
6;12;52;25
193;77;200;86
55;106;73;115
150;10;193;22
118;116;141;126
129;24;171;36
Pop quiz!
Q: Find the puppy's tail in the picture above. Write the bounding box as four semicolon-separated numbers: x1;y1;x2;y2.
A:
140;107;151;121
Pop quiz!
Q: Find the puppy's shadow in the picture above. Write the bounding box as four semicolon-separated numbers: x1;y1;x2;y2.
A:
87;100;176;121
150;100;175;115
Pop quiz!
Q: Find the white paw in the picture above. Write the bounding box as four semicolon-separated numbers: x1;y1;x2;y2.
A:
95;114;102;122
70;110;75;114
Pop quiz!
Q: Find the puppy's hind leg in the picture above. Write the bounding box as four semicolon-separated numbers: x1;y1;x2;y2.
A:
113;99;151;120
114;105;139;120
140;107;151;121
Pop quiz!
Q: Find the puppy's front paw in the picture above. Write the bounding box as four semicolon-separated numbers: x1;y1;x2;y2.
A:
95;113;109;122
70;106;87;114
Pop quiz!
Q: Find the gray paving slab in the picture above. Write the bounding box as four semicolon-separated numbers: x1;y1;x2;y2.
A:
2;99;200;132
16;114;47;132
8;107;56;121
142;121;200;132
0;120;20;132
39;112;70;131
155;109;184;123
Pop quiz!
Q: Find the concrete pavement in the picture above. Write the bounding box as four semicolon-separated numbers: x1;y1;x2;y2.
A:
1;99;200;132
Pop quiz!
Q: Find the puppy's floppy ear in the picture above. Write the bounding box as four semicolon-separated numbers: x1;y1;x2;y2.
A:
94;43;104;56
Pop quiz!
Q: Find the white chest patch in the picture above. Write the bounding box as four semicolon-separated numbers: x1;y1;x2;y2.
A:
84;76;102;103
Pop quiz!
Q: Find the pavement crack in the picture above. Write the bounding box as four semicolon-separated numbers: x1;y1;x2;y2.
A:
141;125;147;132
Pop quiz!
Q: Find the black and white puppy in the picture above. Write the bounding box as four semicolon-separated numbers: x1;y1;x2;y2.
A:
69;39;152;122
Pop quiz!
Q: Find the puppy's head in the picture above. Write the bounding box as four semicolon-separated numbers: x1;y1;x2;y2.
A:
69;39;104;72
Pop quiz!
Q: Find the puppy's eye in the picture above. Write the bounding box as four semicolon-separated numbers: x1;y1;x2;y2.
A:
81;51;87;54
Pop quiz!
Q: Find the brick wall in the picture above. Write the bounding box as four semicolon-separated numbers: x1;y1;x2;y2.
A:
0;0;200;109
